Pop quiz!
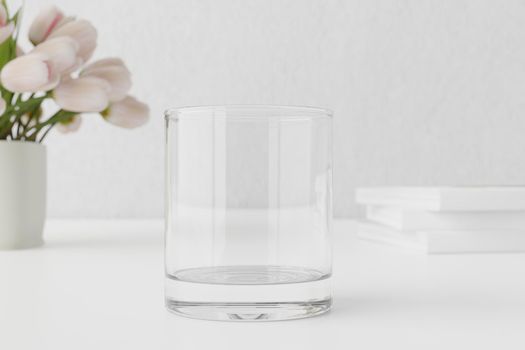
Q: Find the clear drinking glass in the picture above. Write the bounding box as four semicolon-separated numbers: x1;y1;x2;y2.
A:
165;105;333;321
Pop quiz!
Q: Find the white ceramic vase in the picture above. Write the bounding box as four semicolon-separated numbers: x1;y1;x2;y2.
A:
0;141;46;250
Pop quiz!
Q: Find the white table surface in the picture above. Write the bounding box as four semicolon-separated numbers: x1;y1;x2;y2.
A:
1;219;525;350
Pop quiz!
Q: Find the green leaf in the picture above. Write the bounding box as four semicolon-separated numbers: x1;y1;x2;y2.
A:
1;0;7;16
0;37;14;70
0;40;14;108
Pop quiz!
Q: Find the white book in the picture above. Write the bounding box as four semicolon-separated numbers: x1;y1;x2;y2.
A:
356;186;525;211
366;205;525;230
357;221;525;254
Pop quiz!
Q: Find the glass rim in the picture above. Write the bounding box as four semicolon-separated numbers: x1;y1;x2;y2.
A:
164;104;333;121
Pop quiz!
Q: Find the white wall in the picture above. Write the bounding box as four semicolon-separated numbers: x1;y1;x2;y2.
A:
21;0;525;218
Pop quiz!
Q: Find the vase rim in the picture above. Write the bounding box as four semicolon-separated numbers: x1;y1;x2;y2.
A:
165;104;333;122
0;140;46;148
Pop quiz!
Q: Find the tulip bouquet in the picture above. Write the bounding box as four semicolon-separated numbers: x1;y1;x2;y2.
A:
0;3;149;142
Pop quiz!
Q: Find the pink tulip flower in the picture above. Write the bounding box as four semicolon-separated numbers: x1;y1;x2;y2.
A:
57;115;82;133
48;19;97;61
0;4;14;45
0;53;59;93
53;76;110;113
28;5;65;45
81;58;131;102
32;37;79;74
103;96;149;129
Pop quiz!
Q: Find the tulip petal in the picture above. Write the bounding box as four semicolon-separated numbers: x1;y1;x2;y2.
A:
83;57;128;74
28;5;64;45
103;96;149;129
55;16;75;30
16;45;24;56
61;56;84;76
82;66;131;102
33;37;79;74
38;67;61;91
57;115;82;133
54;77;110;113
0;4;7;26
0;54;52;93
49;19;97;61
0;97;6;115
0;22;13;45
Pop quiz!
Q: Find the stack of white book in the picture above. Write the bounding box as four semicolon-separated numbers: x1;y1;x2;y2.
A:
356;187;525;253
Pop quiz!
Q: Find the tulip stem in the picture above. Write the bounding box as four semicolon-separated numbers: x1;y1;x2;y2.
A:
33;110;76;142
9;95;48;140
37;124;54;143
0;90;53;139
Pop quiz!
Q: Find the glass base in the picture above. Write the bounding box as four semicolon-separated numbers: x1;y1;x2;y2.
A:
165;265;332;321
166;299;331;321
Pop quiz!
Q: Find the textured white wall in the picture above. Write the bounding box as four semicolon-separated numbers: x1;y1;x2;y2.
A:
20;0;525;218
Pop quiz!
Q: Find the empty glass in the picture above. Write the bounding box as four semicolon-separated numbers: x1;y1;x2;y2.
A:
165;105;333;321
